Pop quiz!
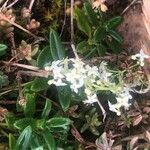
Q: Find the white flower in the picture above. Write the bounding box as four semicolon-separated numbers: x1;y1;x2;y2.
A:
131;49;149;66
108;101;121;116
108;87;132;115
85;88;92;96
44;66;51;71
84;93;98;104
72;58;85;69
50;60;62;69
48;79;66;86
85;65;99;77
52;67;64;79
99;62;112;83
70;78;84;93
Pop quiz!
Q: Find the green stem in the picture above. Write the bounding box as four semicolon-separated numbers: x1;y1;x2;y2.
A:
0;129;9;138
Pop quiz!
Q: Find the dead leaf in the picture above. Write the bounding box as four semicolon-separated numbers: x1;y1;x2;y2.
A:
112;145;122;150
143;107;150;113
145;130;150;142
132;114;143;126
130;136;138;150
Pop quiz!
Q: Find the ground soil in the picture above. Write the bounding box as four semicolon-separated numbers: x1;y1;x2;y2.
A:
118;2;148;52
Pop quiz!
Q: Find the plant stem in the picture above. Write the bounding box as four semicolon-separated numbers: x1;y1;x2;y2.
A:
71;0;74;44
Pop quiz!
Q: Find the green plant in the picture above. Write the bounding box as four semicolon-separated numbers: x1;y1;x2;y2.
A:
6;97;71;150
0;30;72;150
80;108;101;135
0;71;9;88
75;2;123;57
0;43;7;56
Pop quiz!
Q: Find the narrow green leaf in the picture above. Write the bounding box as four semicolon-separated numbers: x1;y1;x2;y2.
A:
43;128;56;150
37;46;52;68
97;44;107;56
77;41;90;54
4;112;15;128
9;134;16;150
41;99;52;119
0;44;7;56
30;134;44;150
109;30;123;43
84;2;99;26
49;30;65;60
107;38;122;53
24;93;36;117
14;118;36;130
15;126;32;150
74;7;91;37
105;16;122;30
31;77;49;92
57;86;71;111
94;26;106;42
46;117;71;130
33;147;44;150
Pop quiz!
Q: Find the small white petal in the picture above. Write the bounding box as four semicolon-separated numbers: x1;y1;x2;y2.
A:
44;66;51;71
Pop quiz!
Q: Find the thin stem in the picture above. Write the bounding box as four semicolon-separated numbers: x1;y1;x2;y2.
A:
0;129;9;138
60;0;67;37
0;82;32;96
29;0;35;11
2;61;39;71
0;13;38;39
1;0;9;9
71;0;74;44
97;100;106;122
7;0;19;8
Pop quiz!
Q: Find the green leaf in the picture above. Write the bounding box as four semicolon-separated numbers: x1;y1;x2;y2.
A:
105;16;122;30
46;117;71;130
75;7;91;37
43;128;56;150
83;2;99;26
24;93;36;117
84;47;97;59
36;119;46;130
109;30;123;43
15;126;32;150
94;26;106;42
57;86;71;111
41;99;52;119
4;112;15;128
33;147;44;150
14;118;36;130
9;134;16;150
31;77;49;92
30;134;44;150
49;30;65;60
37;46;52;68
107;38;122;53
0;71;9;88
77;41;90;54
0;44;7;56
97;44;107;56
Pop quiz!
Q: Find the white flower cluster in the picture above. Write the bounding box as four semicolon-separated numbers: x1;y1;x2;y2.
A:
44;58;111;106
108;87;132;115
44;55;147;116
131;49;149;66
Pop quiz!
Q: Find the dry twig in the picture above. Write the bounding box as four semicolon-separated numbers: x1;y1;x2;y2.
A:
121;0;138;15
71;0;74;44
0;13;38;39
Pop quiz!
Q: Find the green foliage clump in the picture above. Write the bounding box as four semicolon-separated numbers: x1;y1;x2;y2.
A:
75;2;123;57
0;71;9;88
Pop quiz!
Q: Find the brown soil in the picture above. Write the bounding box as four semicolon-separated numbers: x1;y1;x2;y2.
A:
118;3;148;52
